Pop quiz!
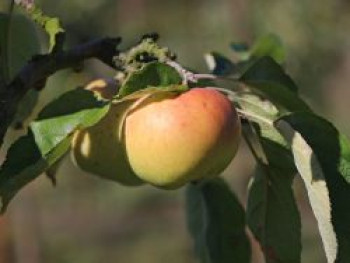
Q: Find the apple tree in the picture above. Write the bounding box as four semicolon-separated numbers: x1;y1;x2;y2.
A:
0;1;350;263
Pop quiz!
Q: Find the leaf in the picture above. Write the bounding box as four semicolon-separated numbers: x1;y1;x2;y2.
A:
30;88;110;156
204;52;236;76
230;34;285;64
0;13;41;81
118;62;182;97
249;34;286;64
235;93;295;171
186;178;251;263
240;56;296;93
275;112;350;263
247;164;301;263
116;84;188;103
0;13;9;87
0;88;109;212
239;57;311;113
230;42;249;59
0;13;41;126
235;93;288;151
0;131;71;212
12;89;39;128
44;17;62;51
27;5;64;51
235;93;301;263
45;152;67;186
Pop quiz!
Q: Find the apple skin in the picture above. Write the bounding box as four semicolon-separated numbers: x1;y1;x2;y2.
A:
71;101;144;186
124;87;241;189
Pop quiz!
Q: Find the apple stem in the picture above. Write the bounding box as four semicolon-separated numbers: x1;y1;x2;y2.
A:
166;60;239;85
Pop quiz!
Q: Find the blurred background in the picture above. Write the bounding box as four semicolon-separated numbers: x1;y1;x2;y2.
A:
1;0;350;262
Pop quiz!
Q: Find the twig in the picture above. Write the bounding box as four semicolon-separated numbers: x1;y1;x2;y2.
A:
0;36;121;147
166;60;240;86
166;60;216;84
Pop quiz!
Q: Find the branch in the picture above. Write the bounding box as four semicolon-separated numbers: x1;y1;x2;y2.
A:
0;36;121;147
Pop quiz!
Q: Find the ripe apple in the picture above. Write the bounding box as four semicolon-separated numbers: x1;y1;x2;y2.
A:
71;100;144;186
124;87;241;189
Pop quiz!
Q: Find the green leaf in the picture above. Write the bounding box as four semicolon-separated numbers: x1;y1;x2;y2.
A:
275;112;350;263
230;34;285;64
12;89;39;128
247;164;301;263
239;56;310;113
204;52;236;76
116;84;188;102
45;152;67;186
235;93;295;170
0;131;71;212
30;88;110;156
241;56;297;92
0;13;41;126
0;88;109;212
27;6;64;51
230;42;249;58
236;93;301;263
235;93;287;150
0;13;41;81
44;17;62;51
250;34;286;64
118;62;182;97
0;13;10;87
186;178;251;263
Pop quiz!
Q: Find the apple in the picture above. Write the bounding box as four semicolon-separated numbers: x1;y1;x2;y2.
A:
71;100;144;186
72;86;241;189
124;87;241;189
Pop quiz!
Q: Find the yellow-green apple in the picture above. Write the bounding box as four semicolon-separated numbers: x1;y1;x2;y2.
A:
71;100;144;186
124;87;241;189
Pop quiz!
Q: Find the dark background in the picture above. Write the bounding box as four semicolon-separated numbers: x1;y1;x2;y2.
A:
1;0;350;262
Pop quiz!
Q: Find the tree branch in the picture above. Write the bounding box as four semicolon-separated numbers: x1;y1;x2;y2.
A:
0;36;121;147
